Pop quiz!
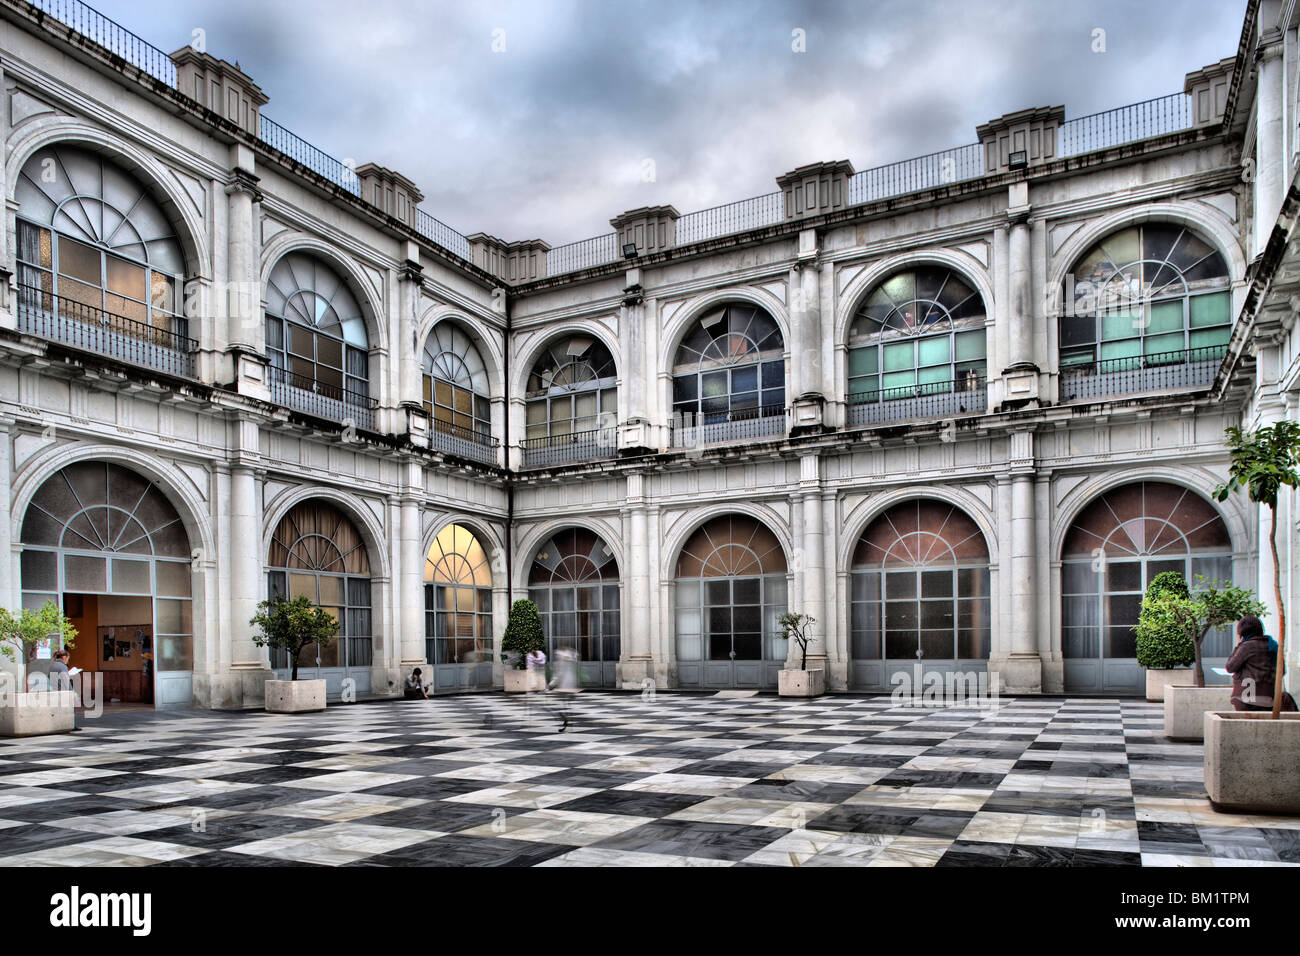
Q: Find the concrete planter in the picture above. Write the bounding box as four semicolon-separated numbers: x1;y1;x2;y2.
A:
1164;685;1232;741
1204;711;1300;814
264;679;326;713
504;669;544;693
1145;667;1195;702
0;691;77;737
778;668;825;698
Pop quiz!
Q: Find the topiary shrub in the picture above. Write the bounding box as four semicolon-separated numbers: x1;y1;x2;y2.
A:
1134;571;1194;670
500;599;544;670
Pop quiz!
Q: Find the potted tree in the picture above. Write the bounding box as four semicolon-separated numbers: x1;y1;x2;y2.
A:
1162;577;1265;740
500;599;545;693
1135;571;1195;701
776;612;824;697
1204;421;1300;812
0;600;78;736
250;595;338;713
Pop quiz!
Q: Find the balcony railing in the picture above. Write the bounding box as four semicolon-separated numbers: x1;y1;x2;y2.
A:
29;0;178;84
546;233;620;276
1059;345;1225;402
268;366;378;432
847;376;988;428
848;143;986;205
1058;92;1193;157
258;115;362;197
670;404;787;448
415;209;472;262
16;284;196;378
523;428;616;467
430;423;500;466
676;193;785;245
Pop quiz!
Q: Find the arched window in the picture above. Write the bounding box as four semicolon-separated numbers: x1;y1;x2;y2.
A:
14;145;189;374
674;514;787;688
423;323;491;442
524;336;617;463
265;252;369;402
848;267;987;403
425;524;493;670
1062;481;1232;693
267;501;372;674
672;304;785;428
528;528;620;683
849;501;990;681
1060;224;1231;369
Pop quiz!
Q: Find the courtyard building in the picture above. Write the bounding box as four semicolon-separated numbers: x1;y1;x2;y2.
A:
0;0;1294;710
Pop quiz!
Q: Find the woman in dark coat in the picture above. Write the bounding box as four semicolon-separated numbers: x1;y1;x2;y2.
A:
1226;615;1297;712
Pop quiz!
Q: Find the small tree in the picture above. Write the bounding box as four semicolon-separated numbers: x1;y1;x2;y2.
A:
249;595;339;681
1134;572;1194;671
1187;577;1267;688
777;612;817;671
1215;421;1300;719
0;600;77;688
500;599;544;670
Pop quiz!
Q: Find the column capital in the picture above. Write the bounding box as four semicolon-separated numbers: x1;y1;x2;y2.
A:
224;167;263;202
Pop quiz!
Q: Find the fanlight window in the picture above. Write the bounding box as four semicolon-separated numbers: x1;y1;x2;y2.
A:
850;500;990;662
15;145;184;336
266;501;372;670
847;267;986;401
525;336;617;441
423;323;491;440
1060;224;1231;368
265;253;370;399
528;528;620;664
425;524;493;666
672;304;785;426
1062;482;1233;661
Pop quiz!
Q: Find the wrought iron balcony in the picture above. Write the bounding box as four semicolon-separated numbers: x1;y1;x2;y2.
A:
1059;345;1225;402
430;422;500;466
670;404;788;449
268;366;378;432
523;428;617;467
16;284;196;378
847;376;988;428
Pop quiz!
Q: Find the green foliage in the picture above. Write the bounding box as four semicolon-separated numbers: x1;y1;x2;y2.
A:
1134;572;1194;670
1147;571;1190;600
0;601;77;666
500;599;544;669
777;612;817;671
250;595;339;681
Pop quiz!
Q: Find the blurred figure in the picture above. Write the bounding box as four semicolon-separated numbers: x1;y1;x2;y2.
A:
525;647;547;694
549;646;581;731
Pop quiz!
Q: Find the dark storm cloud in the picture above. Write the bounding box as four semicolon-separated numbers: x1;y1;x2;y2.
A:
94;0;1245;244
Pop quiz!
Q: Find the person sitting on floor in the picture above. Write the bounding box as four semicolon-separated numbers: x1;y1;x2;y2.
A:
403;667;428;700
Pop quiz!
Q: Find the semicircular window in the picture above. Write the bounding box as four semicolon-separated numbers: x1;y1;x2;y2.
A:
423;323;491;442
425;524;493;668
672;304;785;432
847;267;987;405
528;528;620;673
524;336;617;462
1060;224;1231;372
14;145;188;372
265;252;370;406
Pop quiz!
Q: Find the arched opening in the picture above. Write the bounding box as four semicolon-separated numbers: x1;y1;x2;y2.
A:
849;500;990;690
422;323;497;464
19;461;195;707
524;335;617;465
846;266;988;426
425;523;494;690
674;514;787;688
1061;481;1233;693
1059;224;1231;400
265;252;376;429
266;500;374;696
528;527;620;687
671;303;786;446
14;144;193;377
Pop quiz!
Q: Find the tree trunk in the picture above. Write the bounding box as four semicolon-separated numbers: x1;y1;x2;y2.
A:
1193;633;1205;688
800;639;807;671
291;648;299;683
1270;507;1286;720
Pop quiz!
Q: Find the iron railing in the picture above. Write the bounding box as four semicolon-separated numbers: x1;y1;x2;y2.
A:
676;192;785;245
1059;345;1225;401
16;284;196;378
430;423;500;465
847;376;987;428
258;115;362;197
1058;92;1194;157
546;233;620;275
268;365;378;431
29;0;177;84
670;403;787;448
415;209;472;262
523;428;616;467
848;143;985;204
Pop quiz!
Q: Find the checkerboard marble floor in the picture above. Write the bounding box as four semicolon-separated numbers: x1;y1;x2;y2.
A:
0;692;1296;867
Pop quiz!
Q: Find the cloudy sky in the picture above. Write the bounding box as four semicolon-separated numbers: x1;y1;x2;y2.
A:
90;0;1246;246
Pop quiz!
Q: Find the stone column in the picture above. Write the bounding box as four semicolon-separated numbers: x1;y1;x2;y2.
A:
790;229;825;433
1254;27;1285;257
397;251;424;410
0;418;17;688
228;462;273;705
399;475;426;681
798;454;826;668
998;429;1042;692
1002;184;1040;408
225;145;268;399
624;471;652;684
